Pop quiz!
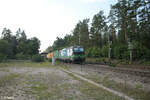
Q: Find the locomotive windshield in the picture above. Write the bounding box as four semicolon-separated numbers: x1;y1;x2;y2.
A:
79;48;84;52
73;47;84;52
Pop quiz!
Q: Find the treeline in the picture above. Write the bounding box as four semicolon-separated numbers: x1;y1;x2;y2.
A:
46;0;150;60
0;28;40;61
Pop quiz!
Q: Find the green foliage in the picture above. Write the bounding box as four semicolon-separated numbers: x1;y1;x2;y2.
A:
132;41;150;60
85;48;92;57
101;45;108;57
86;45;108;58
32;55;44;62
109;63;116;67
52;34;73;51
78;19;90;49
26;37;40;55
0;40;11;62
0;53;7;62
113;44;129;59
86;47;101;57
46;0;150;62
0;40;11;54
0;28;40;60
15;53;30;60
90;11;106;48
16;29;40;56
91;47;101;57
48;58;52;62
72;19;90;48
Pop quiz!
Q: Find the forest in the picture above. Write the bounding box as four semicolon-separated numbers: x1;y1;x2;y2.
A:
0;28;40;62
46;0;150;62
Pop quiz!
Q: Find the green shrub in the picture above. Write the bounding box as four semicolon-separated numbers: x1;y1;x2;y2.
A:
32;55;44;62
113;44;129;59
109;63;116;67
0;40;11;60
101;45;108;57
15;53;30;60
48;58;52;62
91;47;101;57
0;53;7;62
86;47;101;57
132;41;150;60
85;48;92;57
112;41;150;60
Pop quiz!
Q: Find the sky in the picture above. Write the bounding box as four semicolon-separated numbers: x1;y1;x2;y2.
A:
0;0;117;52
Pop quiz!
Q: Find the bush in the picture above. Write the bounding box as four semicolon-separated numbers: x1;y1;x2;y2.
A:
86;47;101;57
91;47;101;57
48;58;52;62
15;53;30;60
109;63;116;67
0;40;11;60
31;55;44;62
132;41;150;60
101;45;108;57
85;48;92;57
113;44;129;59
0;53;7;62
112;41;150;60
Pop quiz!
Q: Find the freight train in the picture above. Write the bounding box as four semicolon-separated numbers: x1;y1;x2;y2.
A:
47;45;85;63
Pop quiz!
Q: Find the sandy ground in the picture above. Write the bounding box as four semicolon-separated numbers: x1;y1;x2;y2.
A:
0;65;125;100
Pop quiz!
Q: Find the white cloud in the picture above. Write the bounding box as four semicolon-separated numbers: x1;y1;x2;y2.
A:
0;0;77;52
81;0;105;3
0;0;114;52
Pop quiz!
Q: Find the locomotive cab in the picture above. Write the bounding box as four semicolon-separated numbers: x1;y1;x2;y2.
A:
72;46;85;63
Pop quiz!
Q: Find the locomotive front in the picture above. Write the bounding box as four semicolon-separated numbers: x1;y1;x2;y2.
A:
72;46;85;63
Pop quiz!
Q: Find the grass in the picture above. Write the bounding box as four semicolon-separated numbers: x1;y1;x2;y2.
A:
18;65;126;100
86;57;150;67
31;82;53;100
1;60;148;100
83;73;150;100
79;81;126;100
86;57;110;63
64;71;126;100
0;61;58;68
29;78;81;100
0;73;21;87
0;68;10;72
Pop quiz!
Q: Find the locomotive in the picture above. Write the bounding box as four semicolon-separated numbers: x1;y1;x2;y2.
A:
47;45;85;63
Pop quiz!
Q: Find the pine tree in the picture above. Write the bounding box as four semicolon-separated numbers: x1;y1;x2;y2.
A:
72;23;81;45
90;11;106;48
79;19;90;49
127;0;140;42
112;0;128;43
72;19;90;48
138;0;150;49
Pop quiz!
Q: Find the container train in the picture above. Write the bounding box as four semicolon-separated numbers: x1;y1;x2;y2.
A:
47;45;85;63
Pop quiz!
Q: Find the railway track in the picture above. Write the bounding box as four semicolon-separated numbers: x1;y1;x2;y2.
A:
87;64;150;77
65;63;150;78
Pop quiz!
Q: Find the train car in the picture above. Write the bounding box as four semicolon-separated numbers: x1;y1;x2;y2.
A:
71;45;85;63
53;50;59;59
47;52;53;59
56;45;85;63
58;48;69;61
47;45;85;63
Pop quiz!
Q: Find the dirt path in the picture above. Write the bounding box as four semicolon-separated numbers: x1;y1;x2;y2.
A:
0;64;125;100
